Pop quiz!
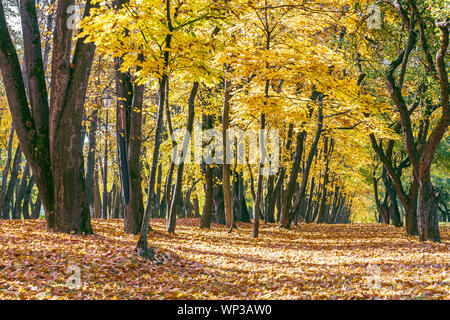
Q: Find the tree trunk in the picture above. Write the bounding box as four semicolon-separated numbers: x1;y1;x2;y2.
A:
85;107;98;218
13;162;30;219
31;194;41;219
282;104;323;228
2;145;22;219
280;131;304;227
138;73;169;255
417;167;441;242
266;124;293;224
305;177;315;223
93;169;102;218
0;126;14;211
22;175;34;219
222;77;234;232
252;112;265;238
213;165;226;225
167;81;199;233
200;148;214;228
125;83;145;234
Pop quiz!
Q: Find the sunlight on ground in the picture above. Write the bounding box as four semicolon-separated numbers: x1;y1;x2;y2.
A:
0;219;448;299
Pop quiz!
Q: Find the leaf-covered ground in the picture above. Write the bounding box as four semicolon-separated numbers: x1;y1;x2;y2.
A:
0;219;448;299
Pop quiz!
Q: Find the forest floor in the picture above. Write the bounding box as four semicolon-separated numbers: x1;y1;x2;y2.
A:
0;218;448;299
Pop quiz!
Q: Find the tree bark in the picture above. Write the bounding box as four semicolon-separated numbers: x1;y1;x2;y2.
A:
222;76;234;232
85;107;98;218
2;145;22;219
200;114;215;228
280;131;304;227
253;112;265;238
125;82;145;234
167;81;199;233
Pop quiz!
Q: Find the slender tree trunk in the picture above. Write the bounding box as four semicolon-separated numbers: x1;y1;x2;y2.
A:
94;169;102;218
280;132;304;227
167;81;199;233
213;166;226;225
153;162;163;218
200;115;214;228
222;77;234;232
266;124;293;224
317;139;332;224
0;125;14;209
31;194;41;219
85;107;98;218
253;113;265;238
305;177;315;223
2;145;22;219
22;175;34;219
193;196;200;218
282;104;323;228
13;162;30;219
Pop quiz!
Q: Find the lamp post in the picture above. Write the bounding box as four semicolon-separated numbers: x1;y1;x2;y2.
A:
102;93;112;109
102;93;112;220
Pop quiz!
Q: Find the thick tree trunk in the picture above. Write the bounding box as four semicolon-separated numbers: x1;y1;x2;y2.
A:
0;1;53;228
381;18;448;242
49;1;96;234
417;169;441;242
125;83;145;234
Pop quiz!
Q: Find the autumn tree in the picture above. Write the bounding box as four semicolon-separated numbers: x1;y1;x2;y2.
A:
356;0;448;241
0;0;96;233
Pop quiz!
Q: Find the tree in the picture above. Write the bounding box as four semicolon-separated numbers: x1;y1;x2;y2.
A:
0;0;96;233
359;1;448;241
